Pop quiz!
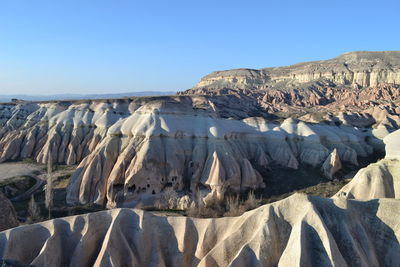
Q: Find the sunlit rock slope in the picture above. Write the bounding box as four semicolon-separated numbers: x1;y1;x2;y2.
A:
335;129;400;200
0;193;399;267
0;96;385;206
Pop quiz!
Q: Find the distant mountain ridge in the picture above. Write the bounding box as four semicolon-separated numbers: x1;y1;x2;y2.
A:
179;51;400;122
186;51;400;92
0;91;176;103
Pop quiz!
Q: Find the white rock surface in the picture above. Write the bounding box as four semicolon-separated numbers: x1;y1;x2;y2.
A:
335;129;400;200
0;193;399;267
0;97;383;206
321;149;342;180
384;129;400;159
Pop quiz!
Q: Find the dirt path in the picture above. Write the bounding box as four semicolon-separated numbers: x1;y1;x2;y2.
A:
10;176;45;202
0;162;46;202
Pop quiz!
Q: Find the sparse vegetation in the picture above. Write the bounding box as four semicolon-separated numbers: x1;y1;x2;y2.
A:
45;154;54;219
185;190;261;218
150;173;358;218
155;187;180;210
311;111;326;122
3;151;384;223
3;160;96;223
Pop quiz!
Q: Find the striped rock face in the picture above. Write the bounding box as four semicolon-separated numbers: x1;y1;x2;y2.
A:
190;51;400;91
183;52;400;131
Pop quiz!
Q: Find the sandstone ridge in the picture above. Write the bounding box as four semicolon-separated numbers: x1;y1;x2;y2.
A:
1;193;399;267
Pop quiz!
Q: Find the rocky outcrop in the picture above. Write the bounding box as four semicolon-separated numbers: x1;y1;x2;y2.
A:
191;51;400;91
1;193;399;267
67;104;377;207
335;129;400;200
0;193;18;231
336;158;399;200
182;52;400;131
0;97;387;207
383;128;400;159
322;149;342;180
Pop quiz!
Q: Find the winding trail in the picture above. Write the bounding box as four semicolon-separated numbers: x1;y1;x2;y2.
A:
10;175;45;202
0;162;46;202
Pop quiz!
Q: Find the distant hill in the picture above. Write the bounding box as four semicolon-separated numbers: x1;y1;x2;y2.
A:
185;51;400;93
0;91;176;103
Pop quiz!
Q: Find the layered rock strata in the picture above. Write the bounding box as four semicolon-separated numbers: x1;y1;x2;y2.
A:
0;193;399;266
191;51;400;91
182;51;400;130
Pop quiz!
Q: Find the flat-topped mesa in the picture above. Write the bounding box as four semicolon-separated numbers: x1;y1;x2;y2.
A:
190;51;400;92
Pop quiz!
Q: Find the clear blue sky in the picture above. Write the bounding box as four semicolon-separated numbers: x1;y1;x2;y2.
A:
0;0;399;94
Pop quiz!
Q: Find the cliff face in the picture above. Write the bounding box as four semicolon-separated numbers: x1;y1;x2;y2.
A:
182;52;400;132
192;51;400;90
1;194;399;267
0;96;381;207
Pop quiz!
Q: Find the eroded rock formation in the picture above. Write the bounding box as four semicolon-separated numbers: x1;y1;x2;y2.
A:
189;51;400;91
1;127;399;267
321;149;342;180
335;129;400;200
0;193;399;266
1;51;399;207
182;51;400;130
0;96;383;207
